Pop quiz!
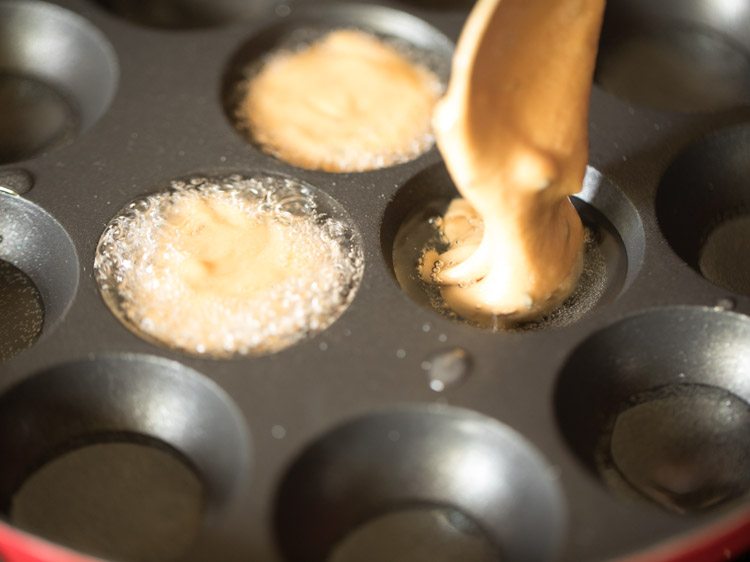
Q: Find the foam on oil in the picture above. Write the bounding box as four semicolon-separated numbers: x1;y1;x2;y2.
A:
229;29;447;173
95;175;363;357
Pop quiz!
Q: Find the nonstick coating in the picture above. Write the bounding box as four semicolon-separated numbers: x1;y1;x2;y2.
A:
1;0;750;561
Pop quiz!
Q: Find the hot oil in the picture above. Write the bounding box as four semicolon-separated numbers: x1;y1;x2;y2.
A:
225;27;449;173
392;199;609;331
597;384;750;514
10;440;203;562
95;175;363;357
0;260;44;361
329;507;503;562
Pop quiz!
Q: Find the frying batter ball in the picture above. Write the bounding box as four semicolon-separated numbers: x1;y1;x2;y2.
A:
238;30;443;172
421;0;605;326
95;176;363;357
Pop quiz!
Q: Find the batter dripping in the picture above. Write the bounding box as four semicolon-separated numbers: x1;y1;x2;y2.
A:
239;30;443;172
421;0;605;325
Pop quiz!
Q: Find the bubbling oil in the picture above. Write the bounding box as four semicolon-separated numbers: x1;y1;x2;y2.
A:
392;199;607;331
95;175;364;357
230;29;446;173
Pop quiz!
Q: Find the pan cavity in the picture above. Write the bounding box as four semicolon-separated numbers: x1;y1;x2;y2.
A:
0;1;117;164
556;307;750;514
221;4;452;173
93;0;274;29
274;406;566;562
595;0;750;112
0;355;250;562
657;124;750;296
382;164;643;331
0;193;78;361
95;174;363;358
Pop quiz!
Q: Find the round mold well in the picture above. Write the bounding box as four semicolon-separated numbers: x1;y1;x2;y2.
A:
381;163;644;331
0;0;118;164
0;355;251;562
0;193;78;361
0;169;34;196
220;3;453;172
656;125;750;296
595;0;750;112
94;0;275;30
94;173;364;359
555;307;750;515
274;406;566;562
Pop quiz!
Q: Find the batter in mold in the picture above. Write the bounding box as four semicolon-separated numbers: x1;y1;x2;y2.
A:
94;176;363;357
420;0;606;325
238;30;443;173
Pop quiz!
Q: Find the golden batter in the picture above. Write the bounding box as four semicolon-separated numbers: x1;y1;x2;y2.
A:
239;30;442;172
155;196;310;300
95;177;364;357
421;0;605;325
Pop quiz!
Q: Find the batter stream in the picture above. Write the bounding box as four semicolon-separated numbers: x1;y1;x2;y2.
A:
421;0;605;325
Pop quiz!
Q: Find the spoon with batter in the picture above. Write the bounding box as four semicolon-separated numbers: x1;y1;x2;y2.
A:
421;0;606;325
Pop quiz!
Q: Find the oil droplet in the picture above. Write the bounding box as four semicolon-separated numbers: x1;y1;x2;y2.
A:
329;506;502;562
426;348;471;392
94;175;363;357
714;297;736;311
393;198;613;331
